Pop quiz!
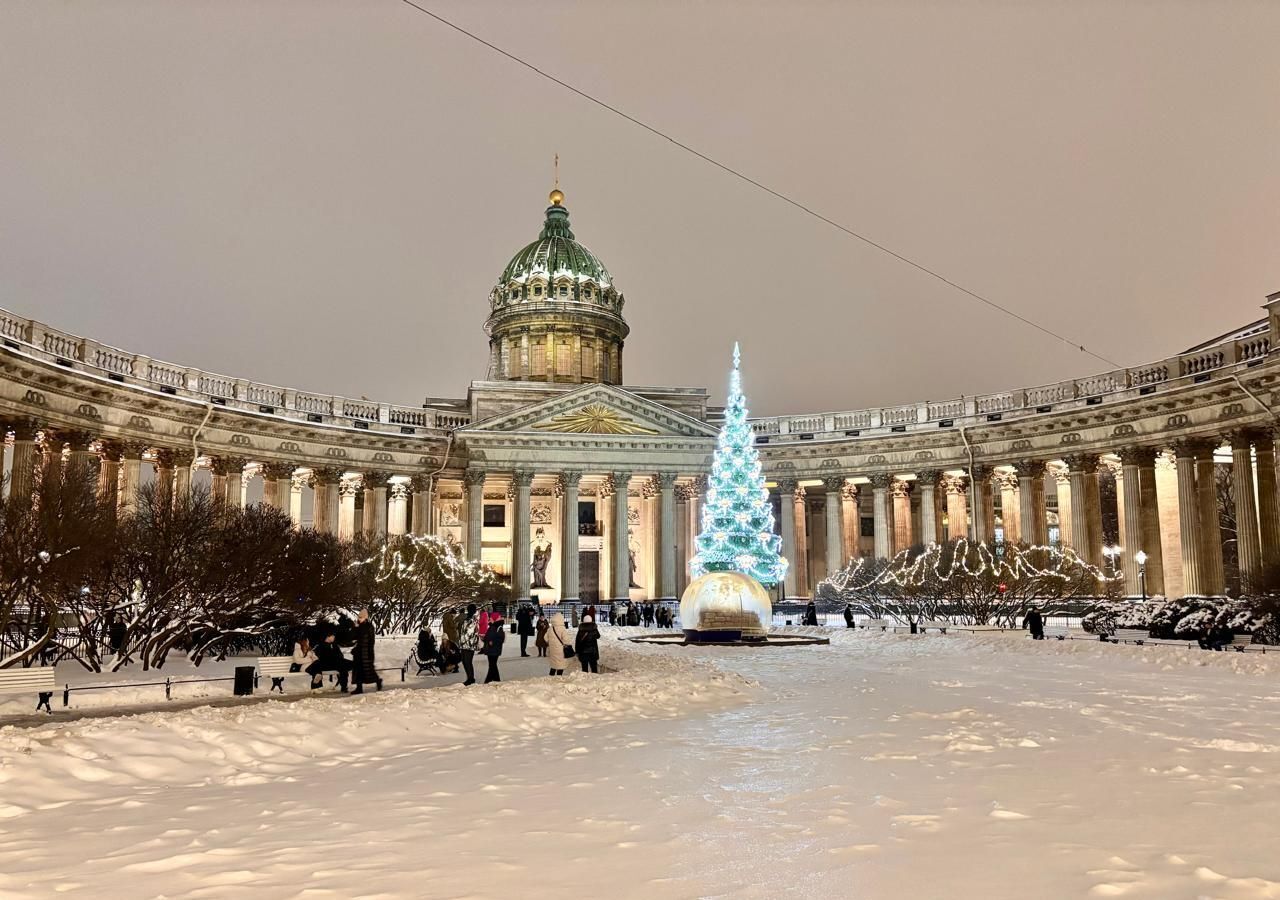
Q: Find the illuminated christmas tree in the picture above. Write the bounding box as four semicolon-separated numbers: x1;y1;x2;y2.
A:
690;343;788;585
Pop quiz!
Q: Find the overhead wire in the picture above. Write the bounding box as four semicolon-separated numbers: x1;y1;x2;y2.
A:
397;0;1123;369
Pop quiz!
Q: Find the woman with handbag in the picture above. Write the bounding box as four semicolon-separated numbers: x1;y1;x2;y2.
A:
546;612;574;676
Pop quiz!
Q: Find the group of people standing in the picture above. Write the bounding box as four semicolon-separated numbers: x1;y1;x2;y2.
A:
290;608;383;694
425;603;604;682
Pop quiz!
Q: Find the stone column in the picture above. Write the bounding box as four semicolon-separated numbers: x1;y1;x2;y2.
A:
793;487;810;596
611;471;632;601
410;475;432;535
945;475;969;542
657;472;679;599
916;471;940;547
870;474;892;559
675;483;692;596
153;449;175;508
970;465;995;544
1256;431;1280;566
1064;454;1100;564
338;478;359;540
779;479;799;596
388;482;410;536
560;472;581;601
97;441;122;513
822;476;845;575
1085;463;1104;567
172;450;194;502
998;472;1020;544
465;469;485;562
361;471;389;538
1118;448;1151;596
289;472;305;527
1172;440;1205;596
9;422;40;501
1014;460;1047;546
510;471;533;600
1228;430;1263;589
66;431;98;477
1053;466;1072;548
841;483;861;559
261;462;293;513
891;478;913;553
119;442;145;512
208;460;228;507
311;467;342;534
1195;442;1225;596
210;455;244;508
1138;454;1167;596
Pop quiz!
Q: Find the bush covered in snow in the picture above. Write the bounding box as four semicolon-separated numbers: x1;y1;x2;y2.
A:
1082;596;1273;643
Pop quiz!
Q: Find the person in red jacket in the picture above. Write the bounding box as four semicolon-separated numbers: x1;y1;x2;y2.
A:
477;608;491;639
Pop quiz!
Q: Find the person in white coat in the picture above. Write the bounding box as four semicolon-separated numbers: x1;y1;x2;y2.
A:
546;612;574;676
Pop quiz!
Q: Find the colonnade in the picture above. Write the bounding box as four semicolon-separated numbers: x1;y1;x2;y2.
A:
456;468;690;603
2;422;435;541
775;429;1280;599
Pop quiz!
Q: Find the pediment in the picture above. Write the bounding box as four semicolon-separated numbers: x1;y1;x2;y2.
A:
462;384;718;439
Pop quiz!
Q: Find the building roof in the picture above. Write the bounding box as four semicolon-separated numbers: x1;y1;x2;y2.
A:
497;196;613;289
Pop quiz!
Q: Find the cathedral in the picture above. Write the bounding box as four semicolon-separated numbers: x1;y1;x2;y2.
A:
1;187;1278;603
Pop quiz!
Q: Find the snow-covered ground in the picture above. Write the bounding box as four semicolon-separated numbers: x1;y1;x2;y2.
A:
2;628;1279;899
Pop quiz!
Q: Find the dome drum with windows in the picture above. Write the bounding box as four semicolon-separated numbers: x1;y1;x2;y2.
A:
485;188;629;384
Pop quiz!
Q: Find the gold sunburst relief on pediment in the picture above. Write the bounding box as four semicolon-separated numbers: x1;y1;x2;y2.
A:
532;403;660;435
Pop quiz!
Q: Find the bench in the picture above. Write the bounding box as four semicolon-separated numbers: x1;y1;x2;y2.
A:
0;666;57;713
1111;628;1151;645
862;618;889;631
919;619;950;634
1228;634;1254;652
256;656;299;693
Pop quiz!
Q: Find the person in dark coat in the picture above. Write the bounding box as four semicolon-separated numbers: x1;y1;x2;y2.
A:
1023;607;1045;640
516;604;535;657
535;611;550;657
306;632;351;692
350;609;382;694
482;611;506;683
843;604;855;629
803;601;818;626
575;614;601;673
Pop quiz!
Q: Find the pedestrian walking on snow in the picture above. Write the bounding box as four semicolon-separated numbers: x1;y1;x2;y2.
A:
516;604;535;657
843;605;855;629
1024;607;1045;640
803;601;818;627
575;614;601;673
535;612;550;657
483;610;506;682
547;612;573;675
459;604;480;685
350;608;382;694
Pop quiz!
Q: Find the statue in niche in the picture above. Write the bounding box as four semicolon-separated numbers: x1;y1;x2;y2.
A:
530;527;553;590
628;527;642;588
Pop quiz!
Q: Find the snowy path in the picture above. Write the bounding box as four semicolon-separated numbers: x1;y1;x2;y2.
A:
1;631;1278;899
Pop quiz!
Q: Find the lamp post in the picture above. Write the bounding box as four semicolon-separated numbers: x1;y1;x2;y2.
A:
1134;549;1148;602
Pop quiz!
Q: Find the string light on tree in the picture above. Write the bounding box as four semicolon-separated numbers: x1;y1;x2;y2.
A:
690;343;787;585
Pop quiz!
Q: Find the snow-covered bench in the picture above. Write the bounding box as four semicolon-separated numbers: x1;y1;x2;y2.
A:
256;656;302;693
862;619;889;631
1110;628;1151;645
0;665;56;713
1228;634;1255;652
919;619;950;634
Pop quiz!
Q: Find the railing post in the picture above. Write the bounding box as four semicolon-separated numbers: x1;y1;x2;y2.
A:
132;354;152;382
283;388;297;411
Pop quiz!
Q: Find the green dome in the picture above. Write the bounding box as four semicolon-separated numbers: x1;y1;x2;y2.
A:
498;201;613;289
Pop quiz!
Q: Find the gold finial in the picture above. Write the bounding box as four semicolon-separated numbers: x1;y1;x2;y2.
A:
549;153;564;206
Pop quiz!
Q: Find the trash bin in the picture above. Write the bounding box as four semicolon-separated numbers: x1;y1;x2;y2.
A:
233;665;255;696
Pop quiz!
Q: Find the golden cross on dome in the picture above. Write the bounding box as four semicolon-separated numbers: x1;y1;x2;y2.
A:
549;154;564;206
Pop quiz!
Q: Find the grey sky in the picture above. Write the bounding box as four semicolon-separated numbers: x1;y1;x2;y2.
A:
2;2;1277;416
